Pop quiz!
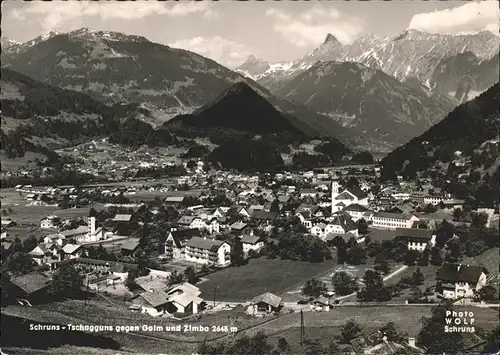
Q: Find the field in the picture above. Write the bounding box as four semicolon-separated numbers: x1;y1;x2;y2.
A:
1;188;105;225
365;228;400;242
2;204;105;226
197;258;337;302
462;247;499;275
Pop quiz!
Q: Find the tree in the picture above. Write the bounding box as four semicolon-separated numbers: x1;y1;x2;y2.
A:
404;250;419;266
302;278;327;298
446;239;461;262
184;266;198;284
337;243;348;264
125;272;140;292
471;212;488;228
380;322;400;341
230;237;246;266
276;337;291;354
1;269;11;307
7;252;36;276
270;199;280;213
452;208;464;221
418;249;430;266
418;305;464;354
50;265;84;299
340;320;361;343
351;151;374;165
409;286;423;301
430;247;443;266
475;285;498;302
411;268;424;286
483;326;499;354
168;270;185;285
374;261;390;275
332;272;359;296
346;244;366;265
357;218;369;235
358;269;391;302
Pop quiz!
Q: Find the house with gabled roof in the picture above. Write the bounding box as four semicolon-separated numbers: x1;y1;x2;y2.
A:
394;228;436;252
164;228;201;260
249;292;282;315
332;187;369;213
436;263;488;299
240;231;264;256
9;272;51;302
344;203;371;222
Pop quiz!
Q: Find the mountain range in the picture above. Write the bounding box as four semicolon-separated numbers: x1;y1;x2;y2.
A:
236;30;499;100
2;27;499;154
273;61;456;148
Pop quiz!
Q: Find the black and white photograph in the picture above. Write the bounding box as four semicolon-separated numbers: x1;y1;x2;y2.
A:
0;0;499;354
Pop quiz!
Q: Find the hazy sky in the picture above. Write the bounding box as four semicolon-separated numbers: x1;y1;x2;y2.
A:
2;1;498;68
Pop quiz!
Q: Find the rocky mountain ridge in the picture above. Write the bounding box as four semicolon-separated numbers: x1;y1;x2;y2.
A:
236;30;500;96
274;61;456;149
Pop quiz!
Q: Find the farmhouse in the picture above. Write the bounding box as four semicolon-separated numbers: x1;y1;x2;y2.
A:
165;282;203;315
9;272;51;303
120;238;141;256
249;292;282;315
372;212;419;230
40;215;60;229
394;228;436;251
435;263;488;299
133;291;170;317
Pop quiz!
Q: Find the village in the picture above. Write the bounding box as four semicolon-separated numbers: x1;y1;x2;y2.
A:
1;159;499;354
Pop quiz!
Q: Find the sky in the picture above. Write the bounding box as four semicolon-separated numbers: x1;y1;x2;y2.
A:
1;1;499;68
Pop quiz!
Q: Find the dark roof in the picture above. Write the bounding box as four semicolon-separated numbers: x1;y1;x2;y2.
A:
373;212;415;220
10;272;51;295
241;234;262;244
169;229;201;248
436;264;487;284
230;222;248;230
330;213;357;232
186;237;226;251
250;210;277;220
252;292;282;308
121;238;141;251
139;291;170;308
395;228;434;240
346;187;368;199
344;203;370;212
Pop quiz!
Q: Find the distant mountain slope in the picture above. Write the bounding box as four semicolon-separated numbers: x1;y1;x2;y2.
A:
251;30;499;97
0;68;175;160
167;82;353;146
381;82;500;178
273;61;456;149
1;28;248;109
1;28;355;148
430;52;499;102
168;82;305;136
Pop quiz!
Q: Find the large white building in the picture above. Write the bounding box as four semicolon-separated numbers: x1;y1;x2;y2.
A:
372;212;419;230
394;228;436;251
184;237;231;267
